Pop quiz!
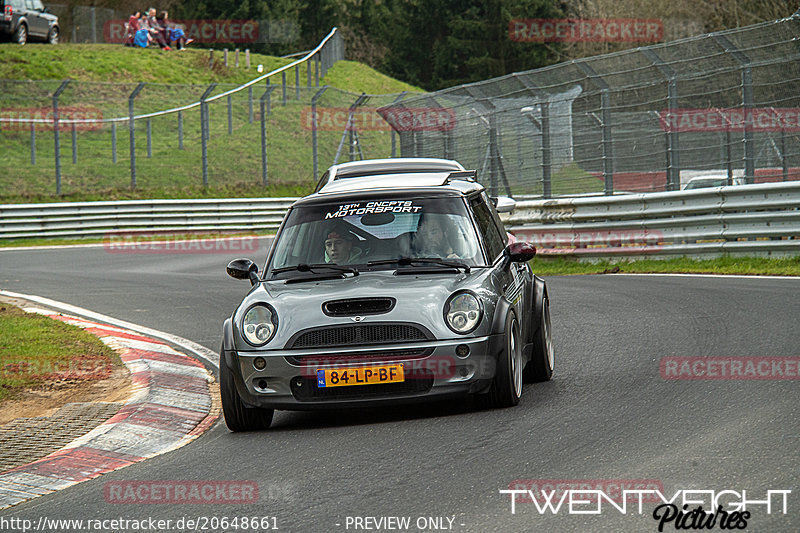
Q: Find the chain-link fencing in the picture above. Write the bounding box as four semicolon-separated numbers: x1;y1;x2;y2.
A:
0;29;385;198
378;16;800;197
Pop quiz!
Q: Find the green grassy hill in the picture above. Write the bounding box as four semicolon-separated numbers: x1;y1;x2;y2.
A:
0;44;423;203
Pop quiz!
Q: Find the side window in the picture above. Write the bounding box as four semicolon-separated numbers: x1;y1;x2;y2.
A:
470;196;505;262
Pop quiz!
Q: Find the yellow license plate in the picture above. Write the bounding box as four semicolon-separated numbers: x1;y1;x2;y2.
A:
316;364;405;388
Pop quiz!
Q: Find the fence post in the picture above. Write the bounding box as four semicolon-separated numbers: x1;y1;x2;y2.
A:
515;74;552;198
713;34;755;184
282;71;287;106
200;83;217;187
208;49;214;69
30;122;36;165
640;48;681;191
224;48;229;67
71;123;77;163
307;57;312;87
295;65;300;100
576;61;614;195
111;122;117;164
311;86;329;182
178;110;184;150
146;118;152;158
714;109;734;185
52;80;70;195
227;94;233;134
128;82;145;190
248;86;253;124
235;48;240;68
315;54;320;86
259;87;276;187
245;49;250;69
389;92;408;158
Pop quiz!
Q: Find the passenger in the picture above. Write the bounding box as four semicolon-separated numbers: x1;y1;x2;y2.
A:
324;226;362;264
413;214;460;259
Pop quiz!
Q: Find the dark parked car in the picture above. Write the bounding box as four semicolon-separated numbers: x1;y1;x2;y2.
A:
221;158;554;431
1;0;59;45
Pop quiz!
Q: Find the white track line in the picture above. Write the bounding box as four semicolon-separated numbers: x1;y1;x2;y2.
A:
608;273;800;280
0;290;219;369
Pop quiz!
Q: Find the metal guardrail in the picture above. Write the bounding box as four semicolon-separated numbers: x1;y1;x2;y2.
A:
2;183;799;260
504;182;800;258
0;198;298;239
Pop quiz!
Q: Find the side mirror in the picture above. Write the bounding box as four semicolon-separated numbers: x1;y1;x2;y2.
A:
505;241;536;263
492;196;516;213
227;258;259;285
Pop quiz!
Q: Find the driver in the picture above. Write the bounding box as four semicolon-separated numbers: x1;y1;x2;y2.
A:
324;226;362;264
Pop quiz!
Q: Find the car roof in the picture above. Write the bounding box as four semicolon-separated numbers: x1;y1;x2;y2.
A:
296;158;484;206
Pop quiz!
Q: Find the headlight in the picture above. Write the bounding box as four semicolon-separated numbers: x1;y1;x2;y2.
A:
444;291;482;334
241;304;278;346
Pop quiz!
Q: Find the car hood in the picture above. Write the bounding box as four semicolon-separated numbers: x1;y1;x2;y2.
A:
236;269;496;350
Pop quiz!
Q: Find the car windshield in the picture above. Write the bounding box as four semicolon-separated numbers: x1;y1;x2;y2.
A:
267;196;483;277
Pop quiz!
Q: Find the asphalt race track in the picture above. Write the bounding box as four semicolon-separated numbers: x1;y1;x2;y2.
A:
1;241;798;532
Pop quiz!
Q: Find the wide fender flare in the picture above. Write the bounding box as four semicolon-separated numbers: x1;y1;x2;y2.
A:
490;296;513;336
531;275;548;338
222;317;236;370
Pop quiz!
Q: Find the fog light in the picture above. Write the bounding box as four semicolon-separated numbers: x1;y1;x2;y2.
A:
253;357;266;370
455;344;470;357
258;379;268;390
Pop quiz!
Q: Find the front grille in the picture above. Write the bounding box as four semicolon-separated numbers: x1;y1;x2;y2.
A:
285;347;432;366
322;297;395;317
291;371;434;402
287;323;430;349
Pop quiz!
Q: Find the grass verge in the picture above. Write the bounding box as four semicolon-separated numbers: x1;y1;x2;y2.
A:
530;256;800;276
0;304;122;403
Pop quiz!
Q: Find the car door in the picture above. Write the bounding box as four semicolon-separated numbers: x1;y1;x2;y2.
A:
24;0;46;38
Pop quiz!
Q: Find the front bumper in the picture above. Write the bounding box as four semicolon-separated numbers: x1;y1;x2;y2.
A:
224;334;505;410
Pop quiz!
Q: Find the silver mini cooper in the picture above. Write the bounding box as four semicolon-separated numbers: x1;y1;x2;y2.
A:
221;158;554;431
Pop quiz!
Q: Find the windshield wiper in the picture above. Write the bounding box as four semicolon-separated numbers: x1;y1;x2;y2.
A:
271;263;359;277
367;257;470;273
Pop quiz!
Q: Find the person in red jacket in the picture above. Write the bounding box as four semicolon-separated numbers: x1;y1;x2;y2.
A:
125;10;141;46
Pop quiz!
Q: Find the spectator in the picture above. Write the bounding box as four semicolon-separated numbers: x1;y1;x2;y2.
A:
125;10;140;46
145;7;170;50
158;11;193;50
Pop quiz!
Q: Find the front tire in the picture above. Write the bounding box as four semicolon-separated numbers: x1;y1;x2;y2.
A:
219;346;274;431
523;295;554;382
15;24;27;45
486;311;523;408
47;26;59;45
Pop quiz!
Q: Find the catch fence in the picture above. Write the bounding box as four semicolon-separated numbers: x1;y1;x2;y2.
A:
378;16;800;198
